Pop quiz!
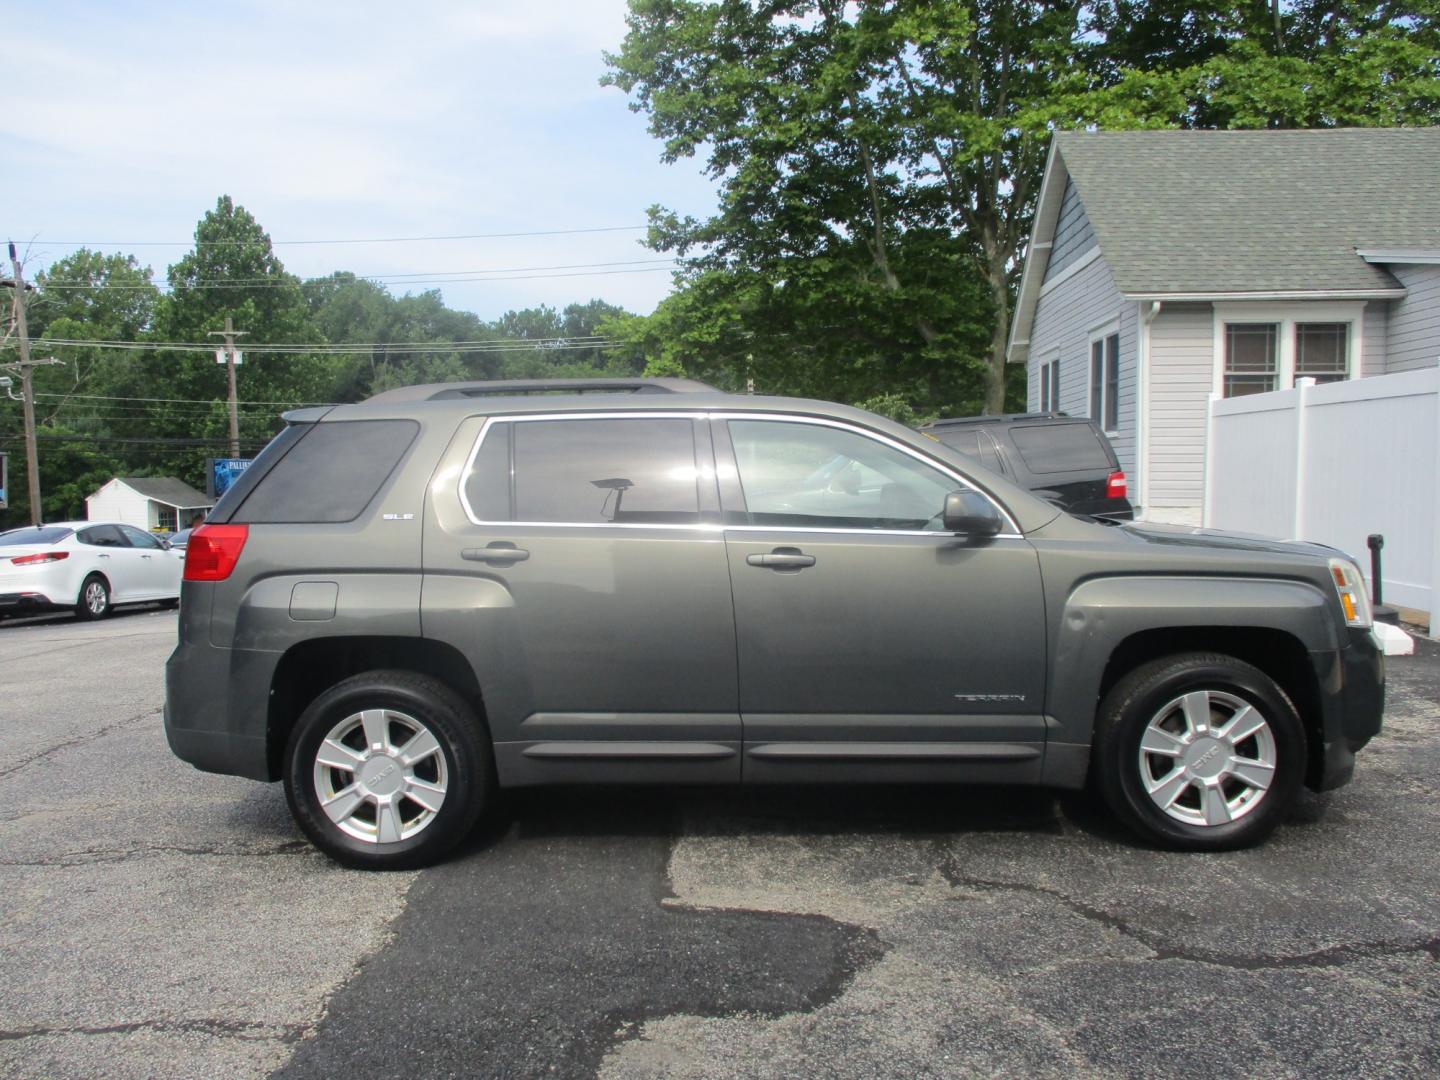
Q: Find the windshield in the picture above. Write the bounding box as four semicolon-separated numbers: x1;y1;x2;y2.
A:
0;526;73;546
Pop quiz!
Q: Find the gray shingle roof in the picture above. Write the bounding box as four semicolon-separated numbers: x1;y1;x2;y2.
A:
120;477;213;508
1055;127;1440;295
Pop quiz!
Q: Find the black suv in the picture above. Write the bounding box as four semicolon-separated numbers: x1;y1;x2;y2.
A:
920;413;1133;521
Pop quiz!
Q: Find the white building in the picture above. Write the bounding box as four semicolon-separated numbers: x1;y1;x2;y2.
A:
86;477;213;533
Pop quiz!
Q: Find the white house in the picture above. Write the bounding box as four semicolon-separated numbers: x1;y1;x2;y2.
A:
1008;127;1440;525
86;477;213;533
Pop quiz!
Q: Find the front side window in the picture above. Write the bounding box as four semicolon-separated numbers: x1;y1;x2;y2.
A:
1089;333;1119;430
1224;323;1279;397
118;524;163;549
1295;323;1348;383
727;419;960;531
463;417;702;525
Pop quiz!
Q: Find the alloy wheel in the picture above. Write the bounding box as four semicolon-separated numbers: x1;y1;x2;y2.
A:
312;708;449;844
1137;689;1277;828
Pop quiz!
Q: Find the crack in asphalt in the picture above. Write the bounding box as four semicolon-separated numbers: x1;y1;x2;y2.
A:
0;1017;311;1045
0;706;158;781
940;865;1440;971
0;633;169;665
271;801;887;1080
0;840;313;867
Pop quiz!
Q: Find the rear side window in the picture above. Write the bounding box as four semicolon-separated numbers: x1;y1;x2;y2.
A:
935;429;982;458
463;417;701;525
78;525;127;547
232;420;419;524
1009;423;1113;474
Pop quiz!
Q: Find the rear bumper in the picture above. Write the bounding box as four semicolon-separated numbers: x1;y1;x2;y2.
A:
164;637;278;781
1309;627;1385;791
0;589;66;612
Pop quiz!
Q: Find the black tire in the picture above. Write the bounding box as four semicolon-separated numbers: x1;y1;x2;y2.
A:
284;670;492;870
1094;652;1306;851
75;575;111;620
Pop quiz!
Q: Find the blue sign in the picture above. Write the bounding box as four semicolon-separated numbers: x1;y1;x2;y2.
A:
0;450;7;509
209;457;253;499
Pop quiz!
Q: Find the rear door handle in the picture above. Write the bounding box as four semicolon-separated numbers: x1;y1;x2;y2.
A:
462;542;530;565
746;549;816;570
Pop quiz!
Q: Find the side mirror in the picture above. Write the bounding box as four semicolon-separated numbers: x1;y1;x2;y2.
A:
942;490;1004;539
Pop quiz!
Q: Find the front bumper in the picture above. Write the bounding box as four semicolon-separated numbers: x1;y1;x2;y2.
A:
1309;627;1385;791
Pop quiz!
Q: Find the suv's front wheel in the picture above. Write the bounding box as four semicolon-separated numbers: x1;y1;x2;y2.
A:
284;671;491;869
1094;653;1306;850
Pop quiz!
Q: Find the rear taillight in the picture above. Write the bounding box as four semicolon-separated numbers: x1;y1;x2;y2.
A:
183;524;249;581
1106;470;1127;499
10;551;69;566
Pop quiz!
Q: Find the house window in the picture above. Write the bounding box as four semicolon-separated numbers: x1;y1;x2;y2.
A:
1295;323;1348;383
155;507;178;532
1215;304;1362;399
1039;356;1059;412
1089;332;1119;432
1224;323;1279;397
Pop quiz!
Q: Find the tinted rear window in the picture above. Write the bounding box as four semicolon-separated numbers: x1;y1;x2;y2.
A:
1009;423;1113;474
232;419;419;524
0;526;72;546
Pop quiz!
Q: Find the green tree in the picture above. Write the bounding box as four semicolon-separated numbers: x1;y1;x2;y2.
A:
143;196;339;480
604;1;1088;414
0;251;160;526
1087;3;1440;129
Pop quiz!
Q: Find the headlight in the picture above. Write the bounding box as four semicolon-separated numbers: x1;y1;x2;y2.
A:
1328;558;1373;629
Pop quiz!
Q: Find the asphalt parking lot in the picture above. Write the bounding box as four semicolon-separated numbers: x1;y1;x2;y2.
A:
1;609;1437;1079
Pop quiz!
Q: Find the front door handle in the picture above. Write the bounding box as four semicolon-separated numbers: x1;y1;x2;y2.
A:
462;542;530;565
746;548;816;570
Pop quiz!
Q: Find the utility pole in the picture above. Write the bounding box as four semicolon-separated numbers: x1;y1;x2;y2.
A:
3;243;61;525
208;315;247;458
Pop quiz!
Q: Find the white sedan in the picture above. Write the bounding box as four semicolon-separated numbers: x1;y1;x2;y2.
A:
0;521;184;620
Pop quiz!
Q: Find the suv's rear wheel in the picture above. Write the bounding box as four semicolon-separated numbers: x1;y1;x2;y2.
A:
283;670;491;869
1094;653;1306;850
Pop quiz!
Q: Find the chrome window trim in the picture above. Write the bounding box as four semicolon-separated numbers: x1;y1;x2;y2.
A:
458;409;1022;538
458;412;711;529
716;412;1023;537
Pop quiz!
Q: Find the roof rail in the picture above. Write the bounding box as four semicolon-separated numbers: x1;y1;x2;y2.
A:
363;377;718;403
923;411;1073;427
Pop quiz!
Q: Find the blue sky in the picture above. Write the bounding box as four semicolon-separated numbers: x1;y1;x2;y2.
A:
3;1;719;320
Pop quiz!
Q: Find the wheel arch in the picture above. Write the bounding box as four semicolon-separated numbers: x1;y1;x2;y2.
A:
1096;627;1324;790
267;635;486;780
1047;576;1336;790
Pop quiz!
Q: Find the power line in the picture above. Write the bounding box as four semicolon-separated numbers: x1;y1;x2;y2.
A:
14;337;624;356
36;264;677;292
32;392;336;405
30;225;649;248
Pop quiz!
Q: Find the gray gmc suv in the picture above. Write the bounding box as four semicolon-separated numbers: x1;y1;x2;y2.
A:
165;379;1384;868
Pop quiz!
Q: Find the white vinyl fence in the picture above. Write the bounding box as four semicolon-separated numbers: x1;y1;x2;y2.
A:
1204;366;1440;616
